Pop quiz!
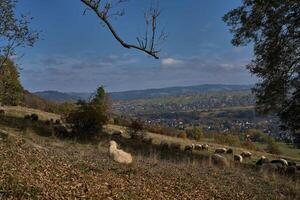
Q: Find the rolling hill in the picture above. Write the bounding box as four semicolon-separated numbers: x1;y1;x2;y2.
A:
34;84;253;102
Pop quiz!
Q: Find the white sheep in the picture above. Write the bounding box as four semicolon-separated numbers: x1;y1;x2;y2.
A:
109;140;133;164
194;144;203;151
202;144;209;151
234;154;243;163
240;151;252;159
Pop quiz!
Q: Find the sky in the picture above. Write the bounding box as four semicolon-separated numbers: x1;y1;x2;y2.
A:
16;0;256;93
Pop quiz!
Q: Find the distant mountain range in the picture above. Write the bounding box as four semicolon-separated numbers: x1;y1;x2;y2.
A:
34;84;253;102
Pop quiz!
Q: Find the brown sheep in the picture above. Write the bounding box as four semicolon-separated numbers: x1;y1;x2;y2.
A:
234;155;243;163
194;144;202;151
256;156;269;166
211;154;229;167
226;148;233;154
214;148;227;154
270;159;288;167
240;151;252;159
184;144;194;152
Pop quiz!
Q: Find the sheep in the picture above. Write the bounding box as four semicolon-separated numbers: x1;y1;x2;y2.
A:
234;155;243;163
142;137;153;145
226;148;233;154
270;159;288;167
211;154;229;167
285;166;297;176
240;151;252;159
184;144;194;152
109;140;133;164
30;114;39;121
194;144;203;151
170;143;181;151
256;156;270;166
214;148;227;154
288;161;296;166
202;144;209;151
260;163;282;174
112;130;123;137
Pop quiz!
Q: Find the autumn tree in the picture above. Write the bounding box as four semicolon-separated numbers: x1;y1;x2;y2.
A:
223;0;300;146
0;0;38;68
0;57;23;105
66;86;110;140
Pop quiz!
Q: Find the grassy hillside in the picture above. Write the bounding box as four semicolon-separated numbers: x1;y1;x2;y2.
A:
0;107;299;199
0;126;299;199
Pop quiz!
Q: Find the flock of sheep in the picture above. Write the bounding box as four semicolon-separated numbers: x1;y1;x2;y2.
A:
109;140;299;176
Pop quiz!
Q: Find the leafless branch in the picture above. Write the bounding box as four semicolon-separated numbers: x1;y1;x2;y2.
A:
80;0;166;59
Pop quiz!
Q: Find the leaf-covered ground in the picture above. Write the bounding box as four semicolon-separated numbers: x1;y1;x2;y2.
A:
0;129;299;200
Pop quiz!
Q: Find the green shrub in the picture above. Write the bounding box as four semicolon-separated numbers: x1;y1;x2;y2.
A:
66;86;109;140
266;137;281;154
186;127;203;141
128;119;145;139
214;133;241;147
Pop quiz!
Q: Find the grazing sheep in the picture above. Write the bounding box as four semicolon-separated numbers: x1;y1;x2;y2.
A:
285;166;297;176
226;148;233;154
202;144;209;151
288;161;296;166
112;130;123;137
234;155;243;163
109;140;133;164
271;159;288;167
260;163;282;174
184;144;194;152
211;154;229;167
170;143;181;151
240;151;252;159
256;156;270;166
142;137;153;145
30;114;39;121
194;144;203;151
214;148;227;154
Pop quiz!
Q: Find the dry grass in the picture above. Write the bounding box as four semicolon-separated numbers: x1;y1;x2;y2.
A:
106;124;300;165
0;106;60;121
0;127;299;200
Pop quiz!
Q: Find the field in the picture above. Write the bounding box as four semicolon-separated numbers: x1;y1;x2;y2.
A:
0;106;300;199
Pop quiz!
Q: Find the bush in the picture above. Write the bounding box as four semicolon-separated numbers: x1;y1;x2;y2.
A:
66;86;110;140
186;127;203;141
214;133;241;147
266;137;281;154
128;119;145;139
66;103;108;140
177;132;187;139
241;140;257;150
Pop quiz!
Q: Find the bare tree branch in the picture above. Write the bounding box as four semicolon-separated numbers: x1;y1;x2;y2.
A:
80;0;166;59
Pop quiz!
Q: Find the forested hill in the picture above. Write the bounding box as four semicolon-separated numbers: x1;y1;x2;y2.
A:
34;84;253;102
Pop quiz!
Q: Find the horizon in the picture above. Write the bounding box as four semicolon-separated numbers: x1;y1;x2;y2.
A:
33;83;254;94
17;0;256;93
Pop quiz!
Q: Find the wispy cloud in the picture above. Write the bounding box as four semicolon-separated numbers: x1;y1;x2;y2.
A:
161;58;184;66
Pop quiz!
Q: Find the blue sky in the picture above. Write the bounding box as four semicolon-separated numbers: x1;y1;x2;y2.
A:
16;0;255;92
